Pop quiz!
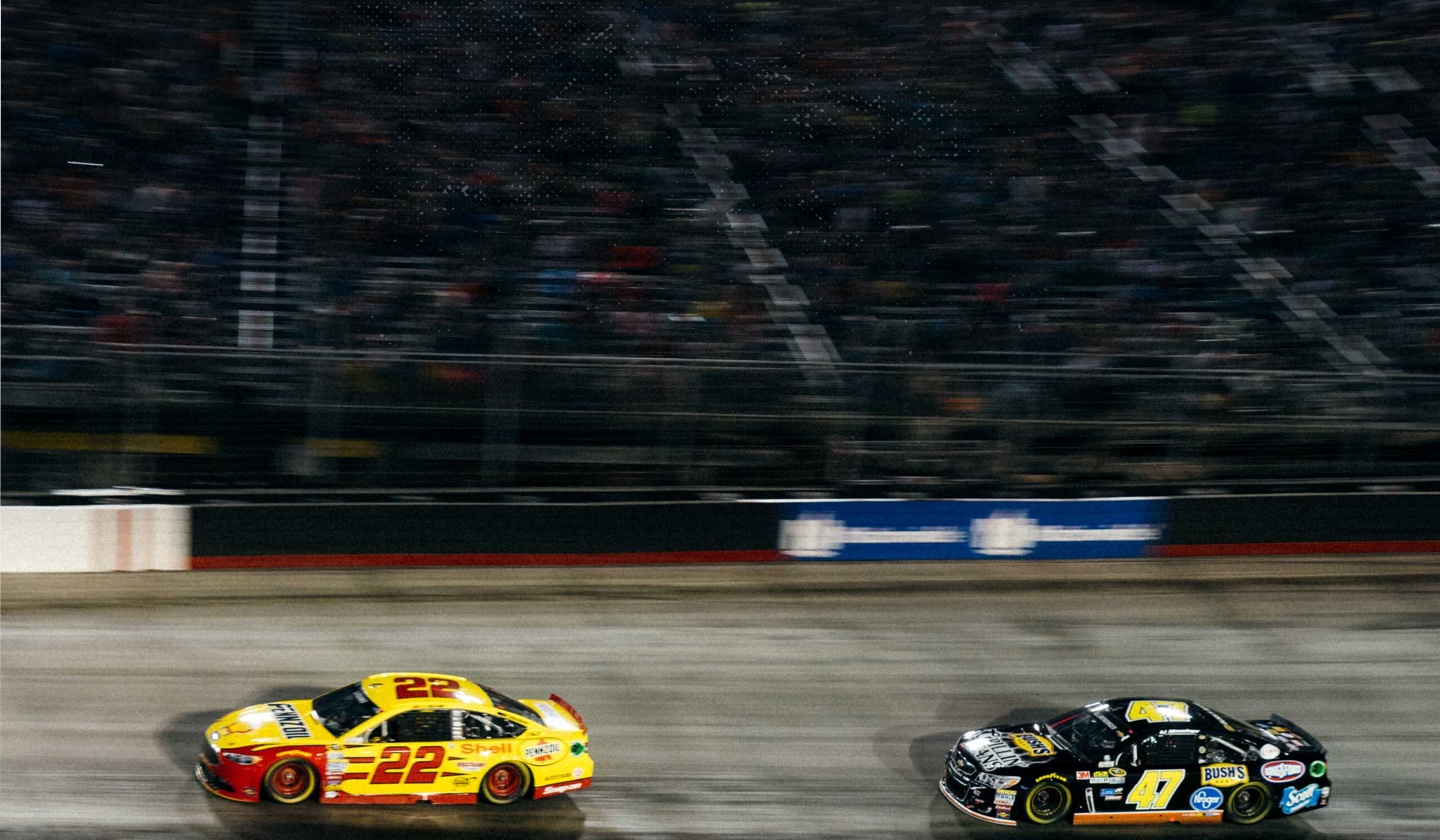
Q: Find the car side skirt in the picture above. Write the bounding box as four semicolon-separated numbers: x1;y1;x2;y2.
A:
323;792;478;805
1073;810;1222;825
937;780;1017;827
534;777;593;799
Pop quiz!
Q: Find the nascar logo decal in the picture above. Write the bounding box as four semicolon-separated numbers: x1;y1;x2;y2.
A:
1009;732;1056;757
1262;760;1305;783
267;703;310;740
1201;764;1248;787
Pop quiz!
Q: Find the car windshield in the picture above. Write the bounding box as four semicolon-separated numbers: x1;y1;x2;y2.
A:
312;681;381;736
1046;707;1122;762
478;684;543;724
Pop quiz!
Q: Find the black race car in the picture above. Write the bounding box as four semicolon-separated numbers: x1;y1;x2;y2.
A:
940;698;1329;827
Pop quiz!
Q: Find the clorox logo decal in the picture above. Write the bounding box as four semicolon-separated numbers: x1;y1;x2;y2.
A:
1201;764;1248;787
1190;786;1222;811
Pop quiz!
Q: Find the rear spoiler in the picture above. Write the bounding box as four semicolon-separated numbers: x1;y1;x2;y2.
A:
549;694;587;734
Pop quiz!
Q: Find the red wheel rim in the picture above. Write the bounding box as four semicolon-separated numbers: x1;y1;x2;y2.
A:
272;764;308;798
487;766;522;798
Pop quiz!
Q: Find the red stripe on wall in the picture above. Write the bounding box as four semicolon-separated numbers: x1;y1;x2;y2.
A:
191;549;783;570
1153;540;1440;557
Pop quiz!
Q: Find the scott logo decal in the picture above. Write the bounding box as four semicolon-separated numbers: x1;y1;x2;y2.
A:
1280;784;1323;815
1261;760;1305;783
1190;786;1223;811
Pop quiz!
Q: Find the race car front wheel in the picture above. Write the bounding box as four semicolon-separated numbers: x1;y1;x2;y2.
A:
480;762;530;806
263;759;317;804
1023;780;1072;825
1224;782;1273;824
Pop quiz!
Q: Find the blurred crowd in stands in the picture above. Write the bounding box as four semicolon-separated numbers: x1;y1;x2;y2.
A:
5;1;1440;494
6;0;1439;371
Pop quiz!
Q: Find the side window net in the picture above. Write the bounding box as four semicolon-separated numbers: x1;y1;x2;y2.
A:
461;711;525;740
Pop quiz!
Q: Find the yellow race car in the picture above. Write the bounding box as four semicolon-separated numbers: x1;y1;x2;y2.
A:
196;673;592;805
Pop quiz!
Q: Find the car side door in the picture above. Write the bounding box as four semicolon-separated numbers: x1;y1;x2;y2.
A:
339;709;454;798
1113;731;1205;814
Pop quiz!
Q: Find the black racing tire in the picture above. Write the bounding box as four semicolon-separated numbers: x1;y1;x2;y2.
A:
479;762;531;806
262;758;317;804
1023;780;1073;825
1224;782;1273;824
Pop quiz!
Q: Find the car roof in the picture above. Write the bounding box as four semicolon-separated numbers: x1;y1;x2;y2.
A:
1090;697;1212;731
360;672;495;712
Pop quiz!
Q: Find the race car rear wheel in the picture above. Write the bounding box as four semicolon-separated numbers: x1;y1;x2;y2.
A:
263;759;317;804
1023;780;1072;825
480;762;530;805
1224;782;1272;824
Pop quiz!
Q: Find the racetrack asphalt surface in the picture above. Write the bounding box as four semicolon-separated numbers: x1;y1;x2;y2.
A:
2;557;1438;839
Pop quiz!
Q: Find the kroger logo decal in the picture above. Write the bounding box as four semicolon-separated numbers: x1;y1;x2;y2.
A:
1190;786;1223;811
1261;760;1305;783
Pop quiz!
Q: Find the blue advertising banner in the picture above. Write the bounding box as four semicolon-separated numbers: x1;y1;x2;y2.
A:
777;499;1167;561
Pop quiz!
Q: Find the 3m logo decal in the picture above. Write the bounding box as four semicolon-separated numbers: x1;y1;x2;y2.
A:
1123;701;1191;723
268;703;311;740
1125;769;1185;810
1010;732;1056;757
1201;764;1248;787
1261;760;1305;783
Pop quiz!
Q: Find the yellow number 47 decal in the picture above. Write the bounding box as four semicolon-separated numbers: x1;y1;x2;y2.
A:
1124;700;1191;723
1125;769;1186;810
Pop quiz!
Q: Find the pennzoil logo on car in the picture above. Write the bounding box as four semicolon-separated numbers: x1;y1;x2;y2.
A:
1200;764;1248;787
1009;732;1056;757
522;738;564;761
267;703;310;739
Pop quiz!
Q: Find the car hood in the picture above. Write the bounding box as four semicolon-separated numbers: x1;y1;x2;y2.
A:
957;725;1070;772
206;699;325;749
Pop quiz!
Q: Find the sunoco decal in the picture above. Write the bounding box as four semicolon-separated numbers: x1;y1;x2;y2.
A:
268;703;311;740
